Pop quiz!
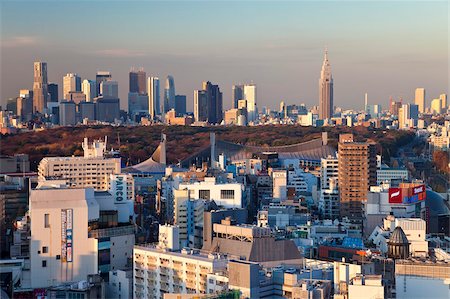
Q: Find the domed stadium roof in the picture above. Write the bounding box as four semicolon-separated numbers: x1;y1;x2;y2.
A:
389;226;409;245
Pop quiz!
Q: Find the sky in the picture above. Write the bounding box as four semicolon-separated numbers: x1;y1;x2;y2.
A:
1;0;448;111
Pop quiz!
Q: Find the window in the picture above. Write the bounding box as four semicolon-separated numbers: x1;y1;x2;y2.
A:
199;190;210;200
56;255;61;260
42;246;48;253
220;190;235;199
42;260;47;267
44;214;50;228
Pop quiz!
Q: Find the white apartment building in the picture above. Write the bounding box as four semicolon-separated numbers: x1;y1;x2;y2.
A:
38;138;121;191
133;246;227;299
178;177;243;208
29;187;99;288
320;156;338;189
272;169;287;200
319;178;340;219
376;167;408;185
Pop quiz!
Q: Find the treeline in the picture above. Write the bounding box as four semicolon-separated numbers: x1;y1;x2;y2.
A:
1;125;415;171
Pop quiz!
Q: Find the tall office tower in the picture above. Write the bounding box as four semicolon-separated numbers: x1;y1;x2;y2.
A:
100;80;119;98
389;98;402;116
203;81;223;124
243;84;257;122
129;68;146;94
415;88;426;113
63;73;81;99
175;95;187;115
128;92;149;120
82;79;96;102
430;98;442;114
164;75;176;112
17;90;33;121
96;98;120;123
440;93;447;109
32;61;49;113
338;134;377;221
147;77;160;119
318;50;333;120
399;104;419;129
59;101;77;126
194;90;208;122
232;84;244;108
95;71;112;96
48;83;58;102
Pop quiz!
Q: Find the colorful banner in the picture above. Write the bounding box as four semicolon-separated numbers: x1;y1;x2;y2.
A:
61;209;73;263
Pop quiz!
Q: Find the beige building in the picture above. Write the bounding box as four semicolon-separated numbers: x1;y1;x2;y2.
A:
133;246;227;299
414;88;425;113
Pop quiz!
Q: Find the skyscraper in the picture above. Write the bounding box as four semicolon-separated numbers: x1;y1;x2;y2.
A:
440;94;447;110
82;79;96;102
48;83;58;102
175;95;187;115
129;68;146;94
243;84;257;122
202;81;223;124
63;73;81;99
415;88;426;114
338;134;377;221
194;90;208;122
147;77;160;119
96;71;112;96
232;84;244;109
164;75;176;112
100;80;118;99
32;61;49;113
319;50;333;120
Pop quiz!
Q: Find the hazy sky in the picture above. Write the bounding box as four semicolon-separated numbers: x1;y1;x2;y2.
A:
1;1;448;111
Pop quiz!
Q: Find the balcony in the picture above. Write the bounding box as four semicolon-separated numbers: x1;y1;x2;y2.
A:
88;224;135;238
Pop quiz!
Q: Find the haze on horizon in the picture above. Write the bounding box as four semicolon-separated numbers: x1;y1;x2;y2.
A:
1;0;448;111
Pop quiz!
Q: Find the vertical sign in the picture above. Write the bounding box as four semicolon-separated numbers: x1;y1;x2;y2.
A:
61;209;73;263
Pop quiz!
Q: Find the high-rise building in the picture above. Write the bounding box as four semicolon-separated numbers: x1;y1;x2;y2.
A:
129;68;146;94
203;81;223;124
147;77;160;119
82;79;96;102
399;104;419;129
48;83;58;102
100;80;118;99
243;84;257;122
96;97;120;123
32;61;49;113
430;98;442;114
63;73;81;99
440;93;447;109
389;98;402;116
95;71;112;96
175;95;187;115
319;50;333;120
415;88;426;113
194;89;208;122
164;75;175;112
17;90;33;121
232;84;244;109
79;101;96;121
338;134;377;221
128;92;149;120
59;101;77;126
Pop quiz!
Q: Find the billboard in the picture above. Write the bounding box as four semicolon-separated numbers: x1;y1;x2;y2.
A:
61;209;73;263
110;174;132;204
389;185;426;204
389;188;402;204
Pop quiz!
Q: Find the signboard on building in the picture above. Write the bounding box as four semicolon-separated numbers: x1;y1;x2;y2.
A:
389;188;402;204
110;174;133;204
61;209;73;263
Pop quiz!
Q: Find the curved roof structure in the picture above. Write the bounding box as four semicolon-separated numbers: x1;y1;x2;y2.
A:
389;226;409;245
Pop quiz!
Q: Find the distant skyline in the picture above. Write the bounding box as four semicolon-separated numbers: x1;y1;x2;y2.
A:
1;1;448;111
